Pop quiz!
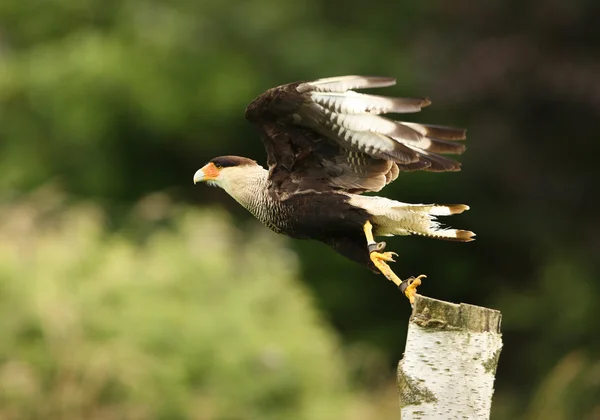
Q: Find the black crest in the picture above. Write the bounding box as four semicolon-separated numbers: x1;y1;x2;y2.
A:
209;156;257;169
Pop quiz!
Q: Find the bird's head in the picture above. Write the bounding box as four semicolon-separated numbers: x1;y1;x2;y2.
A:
193;156;260;189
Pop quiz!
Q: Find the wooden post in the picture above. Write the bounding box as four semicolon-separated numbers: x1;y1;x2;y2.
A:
398;294;503;419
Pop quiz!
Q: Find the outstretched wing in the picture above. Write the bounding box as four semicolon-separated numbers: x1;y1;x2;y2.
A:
245;75;466;195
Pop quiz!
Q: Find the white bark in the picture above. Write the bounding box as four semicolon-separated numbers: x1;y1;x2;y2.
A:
398;294;503;420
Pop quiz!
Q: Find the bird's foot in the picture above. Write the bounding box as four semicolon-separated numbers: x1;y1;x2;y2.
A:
399;274;426;306
370;251;425;306
369;251;402;287
369;250;397;262
364;221;424;306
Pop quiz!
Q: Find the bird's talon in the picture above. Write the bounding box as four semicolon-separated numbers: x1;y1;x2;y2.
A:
374;251;397;262
386;251;398;262
400;274;425;306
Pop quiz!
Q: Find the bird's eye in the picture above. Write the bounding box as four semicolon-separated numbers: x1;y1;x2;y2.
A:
213;163;222;169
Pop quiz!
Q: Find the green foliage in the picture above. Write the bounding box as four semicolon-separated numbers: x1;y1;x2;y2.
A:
1;0;599;418
0;189;376;420
0;0;424;197
524;351;600;420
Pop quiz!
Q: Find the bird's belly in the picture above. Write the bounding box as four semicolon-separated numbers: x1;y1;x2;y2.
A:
246;193;369;239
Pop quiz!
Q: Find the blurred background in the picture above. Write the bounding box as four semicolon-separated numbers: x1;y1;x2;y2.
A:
1;0;599;419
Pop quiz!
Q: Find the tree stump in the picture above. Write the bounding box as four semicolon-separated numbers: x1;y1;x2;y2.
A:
398;294;503;419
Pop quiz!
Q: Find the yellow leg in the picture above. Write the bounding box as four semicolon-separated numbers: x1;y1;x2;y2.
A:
364;221;426;305
363;220;376;245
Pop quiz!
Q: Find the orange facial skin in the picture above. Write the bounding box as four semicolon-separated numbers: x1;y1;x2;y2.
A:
200;162;220;180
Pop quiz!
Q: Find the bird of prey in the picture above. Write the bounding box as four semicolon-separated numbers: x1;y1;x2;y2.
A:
194;75;474;304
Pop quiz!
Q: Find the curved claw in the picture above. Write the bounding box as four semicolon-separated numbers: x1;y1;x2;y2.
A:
400;274;426;306
375;251;398;262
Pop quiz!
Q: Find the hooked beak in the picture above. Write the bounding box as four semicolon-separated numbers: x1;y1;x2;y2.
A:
193;162;219;184
193;169;205;184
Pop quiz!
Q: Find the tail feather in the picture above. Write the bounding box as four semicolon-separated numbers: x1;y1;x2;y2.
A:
399;204;469;216
410;227;476;242
347;195;475;242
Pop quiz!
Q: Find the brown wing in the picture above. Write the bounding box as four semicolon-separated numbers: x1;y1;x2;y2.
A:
245;75;466;195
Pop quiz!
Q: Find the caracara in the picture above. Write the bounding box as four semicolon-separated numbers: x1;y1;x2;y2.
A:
194;76;474;304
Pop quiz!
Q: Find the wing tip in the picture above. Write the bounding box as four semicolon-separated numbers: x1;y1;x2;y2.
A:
443;127;467;141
